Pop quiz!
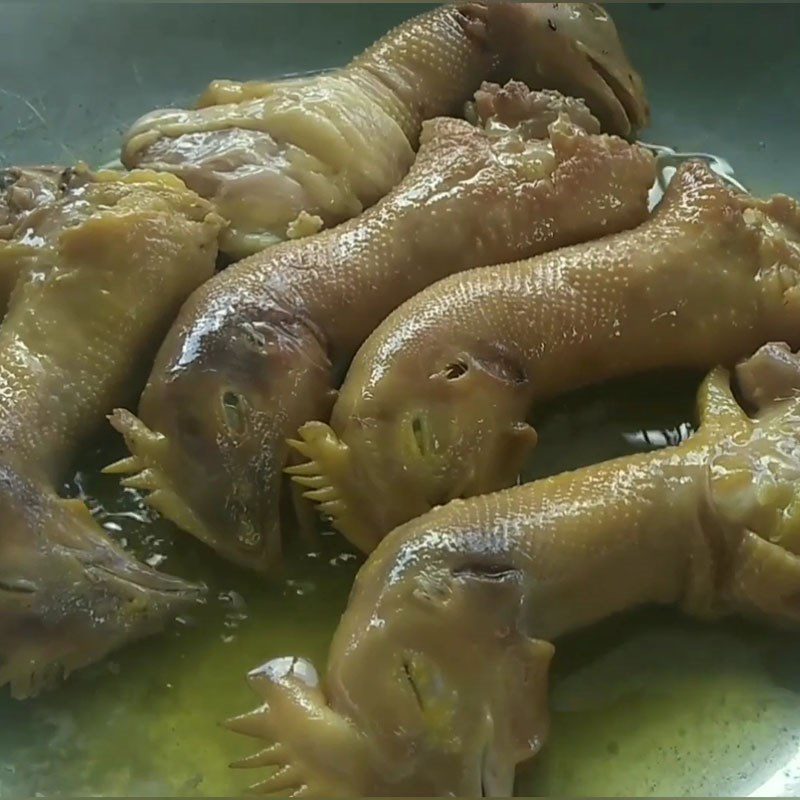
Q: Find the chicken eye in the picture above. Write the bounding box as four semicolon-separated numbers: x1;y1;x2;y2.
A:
221;390;247;435
444;360;469;380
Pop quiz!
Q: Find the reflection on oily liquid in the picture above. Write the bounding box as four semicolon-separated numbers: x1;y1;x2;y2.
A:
522;612;800;798
643;141;747;209
624;421;694;450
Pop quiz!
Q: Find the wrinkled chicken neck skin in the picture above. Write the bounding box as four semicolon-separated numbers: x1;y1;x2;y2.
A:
146;3;492;146
113;106;655;573
230;345;800;797
122;4;494;255
123;4;648;257
304;160;800;550
337;4;492;143
0;169;220;698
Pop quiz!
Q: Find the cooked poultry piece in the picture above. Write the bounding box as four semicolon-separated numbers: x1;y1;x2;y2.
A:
466;81;601;136
0;167;66;313
0;167;222;699
0;166;65;237
293;161;800;552
121;3;648;258
229;342;800;797
484;2;649;136
108;86;655;573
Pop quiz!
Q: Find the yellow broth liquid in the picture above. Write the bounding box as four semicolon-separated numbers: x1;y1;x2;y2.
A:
1;371;800;796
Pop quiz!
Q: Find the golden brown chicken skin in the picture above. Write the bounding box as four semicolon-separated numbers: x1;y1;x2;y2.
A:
0;167;67;313
0;167;221;698
121;3;648;257
294;161;800;552
230;342;800;797
109;88;655;574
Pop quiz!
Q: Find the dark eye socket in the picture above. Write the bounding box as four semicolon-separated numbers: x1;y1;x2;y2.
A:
443;360;469;380
401;656;425;711
58;166;77;191
221;390;247;435
437;350;527;386
411;415;428;456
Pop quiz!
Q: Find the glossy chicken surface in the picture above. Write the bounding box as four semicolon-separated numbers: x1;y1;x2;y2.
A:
121;3;648;257
0;167;66;313
293;161;800;552
0;167;221;698
231;342;800;797
109;86;655;573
